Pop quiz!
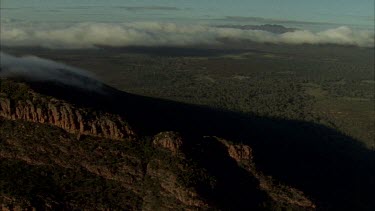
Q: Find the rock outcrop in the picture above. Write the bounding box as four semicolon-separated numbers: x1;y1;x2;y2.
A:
0;86;135;140
222;141;253;163
152;131;183;155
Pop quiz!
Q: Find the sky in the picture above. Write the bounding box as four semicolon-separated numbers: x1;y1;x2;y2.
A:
0;0;374;48
1;0;374;28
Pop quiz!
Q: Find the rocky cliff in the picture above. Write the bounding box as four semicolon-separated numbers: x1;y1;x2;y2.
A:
0;80;135;140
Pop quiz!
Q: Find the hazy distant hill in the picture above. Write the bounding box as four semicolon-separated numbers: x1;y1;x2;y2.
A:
216;24;298;34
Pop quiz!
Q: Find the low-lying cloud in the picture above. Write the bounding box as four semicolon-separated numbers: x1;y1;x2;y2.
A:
1;22;373;48
0;52;102;90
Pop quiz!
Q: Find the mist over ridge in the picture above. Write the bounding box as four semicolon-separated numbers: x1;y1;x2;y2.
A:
0;52;102;90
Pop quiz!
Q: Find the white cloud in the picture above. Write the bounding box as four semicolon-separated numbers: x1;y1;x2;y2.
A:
0;22;373;48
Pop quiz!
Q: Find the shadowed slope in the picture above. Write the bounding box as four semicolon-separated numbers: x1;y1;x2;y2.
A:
1;77;373;210
23;78;375;210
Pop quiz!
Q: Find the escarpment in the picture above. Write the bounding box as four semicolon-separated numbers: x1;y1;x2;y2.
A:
0;81;135;140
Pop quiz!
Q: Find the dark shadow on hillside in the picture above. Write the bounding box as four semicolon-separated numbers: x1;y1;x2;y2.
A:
182;136;271;210
2;45;265;57
95;46;265;57
27;81;375;210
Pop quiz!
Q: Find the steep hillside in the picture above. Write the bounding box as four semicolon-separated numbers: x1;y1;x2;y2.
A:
0;78;373;210
0;120;314;210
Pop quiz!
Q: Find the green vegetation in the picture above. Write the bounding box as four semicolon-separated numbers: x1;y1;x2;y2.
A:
0;80;31;101
9;45;371;148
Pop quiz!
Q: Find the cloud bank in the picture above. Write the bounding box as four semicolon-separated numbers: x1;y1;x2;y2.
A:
1;22;373;48
0;52;102;90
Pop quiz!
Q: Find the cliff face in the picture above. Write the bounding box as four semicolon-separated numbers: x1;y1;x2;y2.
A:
0;82;135;140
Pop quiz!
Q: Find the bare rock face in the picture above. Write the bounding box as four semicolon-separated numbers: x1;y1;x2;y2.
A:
227;143;253;162
152;132;183;155
0;95;135;140
215;137;253;168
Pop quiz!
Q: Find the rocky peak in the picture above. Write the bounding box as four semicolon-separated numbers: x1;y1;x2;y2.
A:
152;132;183;155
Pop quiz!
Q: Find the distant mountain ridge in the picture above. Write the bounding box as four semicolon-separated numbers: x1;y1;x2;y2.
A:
216;24;298;34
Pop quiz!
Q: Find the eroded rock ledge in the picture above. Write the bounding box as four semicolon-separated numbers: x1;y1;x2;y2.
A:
0;92;135;140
